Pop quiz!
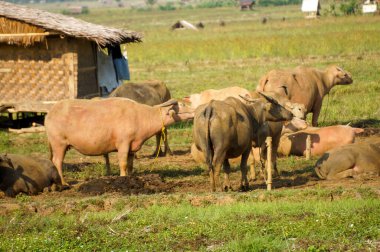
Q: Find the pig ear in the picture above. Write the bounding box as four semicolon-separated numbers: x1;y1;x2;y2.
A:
158;99;178;107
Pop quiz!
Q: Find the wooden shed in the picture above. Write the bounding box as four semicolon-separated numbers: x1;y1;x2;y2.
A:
0;2;142;113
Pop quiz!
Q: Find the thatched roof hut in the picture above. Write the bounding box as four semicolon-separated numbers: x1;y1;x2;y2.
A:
0;2;142;113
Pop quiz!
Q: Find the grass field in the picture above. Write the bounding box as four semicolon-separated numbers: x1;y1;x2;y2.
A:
1;3;380;251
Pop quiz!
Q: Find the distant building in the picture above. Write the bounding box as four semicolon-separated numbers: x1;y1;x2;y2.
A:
362;0;378;13
0;2;142;113
301;0;321;18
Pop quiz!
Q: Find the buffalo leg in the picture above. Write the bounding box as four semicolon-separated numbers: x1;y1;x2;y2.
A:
163;128;173;156
311;100;322;127
104;153;111;176
209;161;222;192
240;149;250;191
327;168;354;180
153;133;163;157
222;159;232;191
117;145;131;176
249;148;261;181
127;153;134;176
51;144;68;187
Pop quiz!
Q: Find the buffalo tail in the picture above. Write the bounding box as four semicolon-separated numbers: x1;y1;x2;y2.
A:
205;104;214;171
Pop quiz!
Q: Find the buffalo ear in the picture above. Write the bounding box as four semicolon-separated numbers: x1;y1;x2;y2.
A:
336;66;343;72
159;99;178;107
168;109;176;118
258;74;269;90
258;92;279;105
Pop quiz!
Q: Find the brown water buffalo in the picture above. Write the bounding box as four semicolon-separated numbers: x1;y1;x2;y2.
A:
193;93;293;192
256;65;353;126
109;81;172;157
315;139;380;180
0;154;62;197
45;98;194;186
278;125;364;157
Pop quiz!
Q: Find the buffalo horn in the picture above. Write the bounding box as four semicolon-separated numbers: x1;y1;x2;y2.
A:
239;94;259;103
159;99;178;107
258;92;279;105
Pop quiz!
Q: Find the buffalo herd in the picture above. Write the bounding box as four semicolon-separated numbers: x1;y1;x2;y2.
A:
1;65;379;196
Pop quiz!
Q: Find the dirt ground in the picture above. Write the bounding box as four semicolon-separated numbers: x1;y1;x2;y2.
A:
0;129;379;214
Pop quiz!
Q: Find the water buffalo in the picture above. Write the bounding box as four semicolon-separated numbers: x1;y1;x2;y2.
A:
183;86;251;109
256;65;353;126
184;86;306;119
109;81;172;157
0;154;62;197
191;117;307;181
193;92;293;192
250;117;308;180
45;98;194;186
315;139;380;180
278;125;364;157
248;91;308;180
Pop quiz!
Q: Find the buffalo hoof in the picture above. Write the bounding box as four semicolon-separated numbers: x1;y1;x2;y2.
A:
61;183;71;191
239;185;249;192
151;151;165;158
223;185;232;192
249;175;257;182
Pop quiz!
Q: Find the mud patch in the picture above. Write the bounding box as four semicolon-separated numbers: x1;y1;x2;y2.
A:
78;174;174;195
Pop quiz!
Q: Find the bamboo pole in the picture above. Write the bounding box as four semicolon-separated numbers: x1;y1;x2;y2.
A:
306;135;311;160
266;137;272;191
0;32;53;37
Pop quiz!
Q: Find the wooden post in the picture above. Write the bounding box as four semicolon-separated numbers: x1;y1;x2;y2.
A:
306;135;311;160
266;137;272;191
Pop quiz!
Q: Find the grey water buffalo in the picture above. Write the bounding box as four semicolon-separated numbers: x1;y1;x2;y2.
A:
193;93;293;192
0;154;62;197
315;139;380;180
191;117;307;181
256;65;353;126
248;90;308;180
183;86;306;120
278;125;364;157
109;81;172;157
45;98;194;186
250;117;308;180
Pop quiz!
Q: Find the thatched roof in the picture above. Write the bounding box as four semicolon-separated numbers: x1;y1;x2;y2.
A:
0;2;142;47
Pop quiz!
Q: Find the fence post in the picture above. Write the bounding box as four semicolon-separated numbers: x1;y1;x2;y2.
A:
266;137;272;191
306;135;311;160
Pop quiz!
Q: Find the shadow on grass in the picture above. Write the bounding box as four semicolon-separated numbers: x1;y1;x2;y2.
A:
251;165;319;190
338;118;380;128
64;162;95;172
142;166;204;178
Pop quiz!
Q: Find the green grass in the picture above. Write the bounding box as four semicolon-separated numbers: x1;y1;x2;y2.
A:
1;4;380;251
66;5;380;127
1;191;379;251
